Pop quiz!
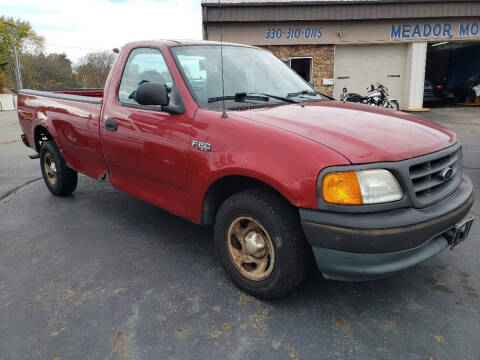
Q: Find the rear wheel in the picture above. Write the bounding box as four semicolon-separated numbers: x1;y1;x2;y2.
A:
214;189;311;299
40;141;78;196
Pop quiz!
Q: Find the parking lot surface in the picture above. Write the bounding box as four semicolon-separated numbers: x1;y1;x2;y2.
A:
0;107;479;359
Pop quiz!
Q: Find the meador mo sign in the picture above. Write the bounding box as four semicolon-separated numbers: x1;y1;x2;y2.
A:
391;23;479;39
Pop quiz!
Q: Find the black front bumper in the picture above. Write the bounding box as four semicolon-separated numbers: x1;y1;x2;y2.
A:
300;175;474;281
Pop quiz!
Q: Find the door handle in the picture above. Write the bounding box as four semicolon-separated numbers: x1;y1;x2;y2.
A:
105;118;118;132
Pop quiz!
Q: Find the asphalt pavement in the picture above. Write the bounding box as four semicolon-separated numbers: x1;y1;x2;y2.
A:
0;107;479;359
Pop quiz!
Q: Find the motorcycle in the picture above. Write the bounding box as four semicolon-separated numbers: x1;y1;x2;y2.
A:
341;83;399;111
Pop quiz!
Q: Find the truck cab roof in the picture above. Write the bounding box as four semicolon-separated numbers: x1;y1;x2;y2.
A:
123;39;256;48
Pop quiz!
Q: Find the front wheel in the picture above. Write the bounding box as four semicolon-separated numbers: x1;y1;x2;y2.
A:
214;189;311;299
40;141;78;196
386;100;399;111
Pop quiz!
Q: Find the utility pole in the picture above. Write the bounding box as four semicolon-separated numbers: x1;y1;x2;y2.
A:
6;23;23;90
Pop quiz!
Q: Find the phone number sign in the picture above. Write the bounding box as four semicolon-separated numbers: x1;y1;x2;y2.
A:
265;27;324;40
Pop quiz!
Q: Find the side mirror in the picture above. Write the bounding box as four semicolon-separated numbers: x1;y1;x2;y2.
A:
135;82;169;106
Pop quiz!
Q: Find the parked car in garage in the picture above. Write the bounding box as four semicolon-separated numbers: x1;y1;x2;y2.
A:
424;80;445;105
16;40;475;298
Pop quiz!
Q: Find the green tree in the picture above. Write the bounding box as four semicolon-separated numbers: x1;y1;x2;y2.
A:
21;53;79;89
0;16;43;90
76;52;116;88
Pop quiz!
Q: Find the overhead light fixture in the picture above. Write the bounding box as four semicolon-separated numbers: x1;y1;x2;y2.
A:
432;42;449;47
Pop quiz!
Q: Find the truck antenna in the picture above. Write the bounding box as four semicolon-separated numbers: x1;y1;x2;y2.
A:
219;0;227;118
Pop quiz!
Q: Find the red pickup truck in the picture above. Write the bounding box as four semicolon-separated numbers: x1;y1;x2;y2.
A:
17;40;474;298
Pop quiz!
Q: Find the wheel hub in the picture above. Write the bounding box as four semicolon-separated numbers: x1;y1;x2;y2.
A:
226;216;274;281
245;231;266;258
43;152;58;186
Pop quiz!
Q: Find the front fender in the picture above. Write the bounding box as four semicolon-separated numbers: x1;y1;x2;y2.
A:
186;110;349;223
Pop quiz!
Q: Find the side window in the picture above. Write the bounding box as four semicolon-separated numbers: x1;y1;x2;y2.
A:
118;48;173;105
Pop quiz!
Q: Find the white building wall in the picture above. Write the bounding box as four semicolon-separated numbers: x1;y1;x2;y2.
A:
0;94;17;111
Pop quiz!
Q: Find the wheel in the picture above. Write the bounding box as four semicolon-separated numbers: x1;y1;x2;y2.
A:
214;189;311;299
40;141;78;196
390;100;399;111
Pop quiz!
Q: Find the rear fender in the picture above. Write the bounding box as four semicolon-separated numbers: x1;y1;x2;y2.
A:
32;112;62;153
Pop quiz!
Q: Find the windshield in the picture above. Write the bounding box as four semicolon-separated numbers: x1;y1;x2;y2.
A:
170;45;327;109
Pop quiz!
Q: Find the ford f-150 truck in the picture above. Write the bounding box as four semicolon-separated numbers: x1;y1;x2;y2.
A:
17;40;474;299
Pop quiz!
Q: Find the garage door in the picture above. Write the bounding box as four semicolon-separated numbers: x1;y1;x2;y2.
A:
334;44;407;109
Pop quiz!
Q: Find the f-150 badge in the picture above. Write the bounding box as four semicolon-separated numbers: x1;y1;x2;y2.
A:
192;140;211;152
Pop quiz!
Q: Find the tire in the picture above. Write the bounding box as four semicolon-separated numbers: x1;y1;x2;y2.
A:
214;189;312;299
390;100;399;111
40;141;78;196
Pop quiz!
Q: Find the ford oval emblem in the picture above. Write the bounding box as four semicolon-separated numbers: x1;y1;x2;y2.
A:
441;167;454;181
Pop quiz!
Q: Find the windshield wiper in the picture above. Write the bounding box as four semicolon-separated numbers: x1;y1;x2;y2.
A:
247;92;298;104
209;92;298;104
208;93;269;103
287;90;318;98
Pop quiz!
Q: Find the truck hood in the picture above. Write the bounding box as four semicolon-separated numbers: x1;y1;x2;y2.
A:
233;101;456;163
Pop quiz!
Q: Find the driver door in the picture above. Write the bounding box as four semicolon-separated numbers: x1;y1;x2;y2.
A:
101;47;192;216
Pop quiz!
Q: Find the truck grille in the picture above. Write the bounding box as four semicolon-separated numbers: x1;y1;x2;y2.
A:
316;143;464;212
409;146;462;205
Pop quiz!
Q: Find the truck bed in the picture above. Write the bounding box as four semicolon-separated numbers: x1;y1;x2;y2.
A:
20;88;104;104
17;88;107;179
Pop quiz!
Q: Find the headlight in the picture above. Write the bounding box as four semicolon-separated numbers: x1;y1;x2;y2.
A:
322;169;403;205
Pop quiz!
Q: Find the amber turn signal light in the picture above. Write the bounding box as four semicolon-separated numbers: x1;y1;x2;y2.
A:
322;172;363;205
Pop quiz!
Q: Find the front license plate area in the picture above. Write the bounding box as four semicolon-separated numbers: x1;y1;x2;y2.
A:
446;217;474;250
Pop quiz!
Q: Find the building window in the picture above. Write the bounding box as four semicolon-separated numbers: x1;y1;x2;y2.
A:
282;57;313;84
